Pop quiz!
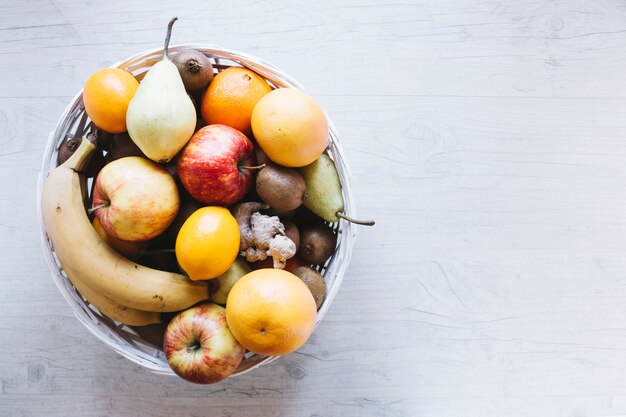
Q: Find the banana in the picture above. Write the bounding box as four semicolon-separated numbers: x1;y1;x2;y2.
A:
69;270;161;326
41;136;209;313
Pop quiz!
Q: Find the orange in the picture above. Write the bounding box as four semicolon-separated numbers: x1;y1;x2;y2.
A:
83;68;138;133
200;67;272;134
175;207;240;281
225;268;317;356
251;88;329;167
92;217;145;260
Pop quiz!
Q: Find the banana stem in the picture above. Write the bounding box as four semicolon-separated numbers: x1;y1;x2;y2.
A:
336;212;375;226
163;17;178;59
63;136;95;172
88;203;109;214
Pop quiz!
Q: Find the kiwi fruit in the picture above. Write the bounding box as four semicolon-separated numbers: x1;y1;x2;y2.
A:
298;223;336;265
283;220;300;251
256;165;307;212
293;266;326;309
172;49;214;91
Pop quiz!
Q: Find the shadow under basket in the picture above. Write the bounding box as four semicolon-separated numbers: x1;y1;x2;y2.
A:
37;45;358;377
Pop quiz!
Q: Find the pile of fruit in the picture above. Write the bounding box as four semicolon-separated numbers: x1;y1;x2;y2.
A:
41;18;373;384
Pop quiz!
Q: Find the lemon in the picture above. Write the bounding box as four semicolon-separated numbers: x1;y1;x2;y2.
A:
175;206;240;281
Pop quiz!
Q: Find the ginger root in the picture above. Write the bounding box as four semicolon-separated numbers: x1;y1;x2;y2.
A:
233;202;296;269
267;234;297;269
232;202;268;251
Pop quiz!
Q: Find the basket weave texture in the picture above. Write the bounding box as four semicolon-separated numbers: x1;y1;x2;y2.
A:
37;45;357;377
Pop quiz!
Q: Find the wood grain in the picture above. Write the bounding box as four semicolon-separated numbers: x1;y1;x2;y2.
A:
4;0;626;416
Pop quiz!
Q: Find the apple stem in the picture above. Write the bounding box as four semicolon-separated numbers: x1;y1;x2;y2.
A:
239;163;266;171
163;17;178;60
140;248;175;256
336;212;375;226
88;202;109;214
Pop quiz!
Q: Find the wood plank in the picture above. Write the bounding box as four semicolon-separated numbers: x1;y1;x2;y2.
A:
3;1;626;98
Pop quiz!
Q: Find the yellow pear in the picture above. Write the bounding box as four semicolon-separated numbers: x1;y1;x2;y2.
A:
126;18;196;163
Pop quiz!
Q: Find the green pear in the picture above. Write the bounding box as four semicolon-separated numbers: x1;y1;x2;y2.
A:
299;153;375;225
209;257;252;305
299;153;344;222
126;18;196;163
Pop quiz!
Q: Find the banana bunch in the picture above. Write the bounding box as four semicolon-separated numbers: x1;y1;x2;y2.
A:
40;137;208;326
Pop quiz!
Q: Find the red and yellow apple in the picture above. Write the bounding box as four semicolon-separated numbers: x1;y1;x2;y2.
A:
91;156;179;242
91;217;146;260
163;303;245;384
176;124;256;205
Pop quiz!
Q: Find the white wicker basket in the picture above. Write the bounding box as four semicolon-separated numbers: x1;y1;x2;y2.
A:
37;45;358;377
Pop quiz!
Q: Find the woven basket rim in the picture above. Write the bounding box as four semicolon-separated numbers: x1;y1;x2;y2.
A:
37;44;358;378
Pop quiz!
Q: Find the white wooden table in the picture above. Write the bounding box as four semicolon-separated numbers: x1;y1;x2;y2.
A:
3;1;626;416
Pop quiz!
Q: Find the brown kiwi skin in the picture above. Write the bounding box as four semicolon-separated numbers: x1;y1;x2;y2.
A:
293;266;326;309
172;49;214;91
256;165;307;212
298;223;337;266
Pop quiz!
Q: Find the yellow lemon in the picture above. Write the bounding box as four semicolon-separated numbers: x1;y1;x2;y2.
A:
175;206;240;281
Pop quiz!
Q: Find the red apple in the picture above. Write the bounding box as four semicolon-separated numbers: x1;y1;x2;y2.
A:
163;303;245;384
176;124;256;205
92;156;180;242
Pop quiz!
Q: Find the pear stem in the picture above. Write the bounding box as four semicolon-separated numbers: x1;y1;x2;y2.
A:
88;202;109;214
336;212;375;226
163;17;178;59
239;163;266;171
